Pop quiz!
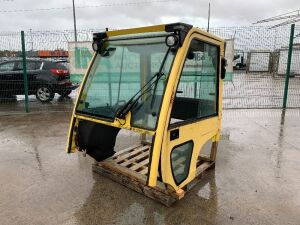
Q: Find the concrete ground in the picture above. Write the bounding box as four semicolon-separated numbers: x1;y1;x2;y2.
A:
0;109;299;225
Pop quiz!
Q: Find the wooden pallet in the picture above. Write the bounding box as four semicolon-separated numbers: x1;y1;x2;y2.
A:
92;143;216;207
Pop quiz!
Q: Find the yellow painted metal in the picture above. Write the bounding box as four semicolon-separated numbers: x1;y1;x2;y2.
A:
106;24;165;37
75;113;155;135
66;42;155;153
66;24;224;192
67;25;166;153
66;52;97;153
161;118;221;189
192;27;223;43
148;29;224;188
67;110;154;153
146;30;192;187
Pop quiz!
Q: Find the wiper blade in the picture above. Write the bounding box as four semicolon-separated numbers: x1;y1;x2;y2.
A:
115;72;164;119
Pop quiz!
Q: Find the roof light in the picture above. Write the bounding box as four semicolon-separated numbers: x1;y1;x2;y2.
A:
166;35;179;47
92;41;99;52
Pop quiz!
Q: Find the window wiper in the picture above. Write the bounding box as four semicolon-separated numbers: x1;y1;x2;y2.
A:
115;71;165;119
115;48;171;119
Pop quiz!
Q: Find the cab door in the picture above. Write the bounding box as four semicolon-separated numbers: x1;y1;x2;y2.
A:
14;61;40;94
160;34;223;190
0;61;16;96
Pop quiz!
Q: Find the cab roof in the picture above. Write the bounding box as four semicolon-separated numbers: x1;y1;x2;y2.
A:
93;22;223;43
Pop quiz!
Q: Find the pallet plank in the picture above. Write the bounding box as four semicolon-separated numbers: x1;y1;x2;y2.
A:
93;163;177;206
113;144;142;158
93;143;218;206
120;150;149;167
130;158;149;171
139;167;148;175
114;145;149;163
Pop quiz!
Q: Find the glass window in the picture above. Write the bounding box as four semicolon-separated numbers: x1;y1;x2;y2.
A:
170;39;219;125
15;61;39;71
131;49;175;129
55;62;68;70
15;62;22;70
0;62;14;72
35;62;42;70
27;62;36;70
76;35;176;130
42;62;54;70
42;61;66;70
171;141;193;185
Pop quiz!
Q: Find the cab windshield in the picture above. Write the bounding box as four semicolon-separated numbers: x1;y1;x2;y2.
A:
76;35;176;130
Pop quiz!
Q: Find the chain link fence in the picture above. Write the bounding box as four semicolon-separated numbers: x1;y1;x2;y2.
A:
0;25;300;114
0;29;103;114
210;26;300;109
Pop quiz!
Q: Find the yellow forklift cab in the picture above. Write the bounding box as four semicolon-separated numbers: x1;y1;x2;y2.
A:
67;23;226;205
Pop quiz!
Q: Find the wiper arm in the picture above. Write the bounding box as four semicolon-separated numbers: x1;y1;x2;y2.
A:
115;72;164;119
115;47;171;119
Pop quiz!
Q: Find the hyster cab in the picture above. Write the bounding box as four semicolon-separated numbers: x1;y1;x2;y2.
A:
67;23;226;206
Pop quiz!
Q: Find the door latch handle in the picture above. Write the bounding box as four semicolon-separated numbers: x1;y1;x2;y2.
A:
170;129;179;141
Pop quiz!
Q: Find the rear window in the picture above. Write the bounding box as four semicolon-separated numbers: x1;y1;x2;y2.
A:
43;61;68;70
56;62;68;70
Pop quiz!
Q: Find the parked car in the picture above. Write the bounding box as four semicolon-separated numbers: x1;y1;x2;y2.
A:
0;58;79;102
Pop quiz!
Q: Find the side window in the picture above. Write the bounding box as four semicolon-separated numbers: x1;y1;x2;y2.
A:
15;62;39;70
27;62;38;70
0;62;15;72
171;141;193;185
42;62;51;70
45;62;60;70
35;62;42;70
170;39;219;125
15;62;23;71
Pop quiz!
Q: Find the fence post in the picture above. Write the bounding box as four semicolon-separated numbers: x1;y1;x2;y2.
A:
283;24;295;108
21;31;29;113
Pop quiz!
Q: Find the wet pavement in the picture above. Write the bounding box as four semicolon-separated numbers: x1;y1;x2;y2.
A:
0;109;300;225
0;94;75;115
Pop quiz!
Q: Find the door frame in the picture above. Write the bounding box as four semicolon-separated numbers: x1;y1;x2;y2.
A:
156;31;224;190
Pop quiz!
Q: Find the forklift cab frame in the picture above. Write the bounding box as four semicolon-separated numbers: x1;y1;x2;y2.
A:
67;23;225;195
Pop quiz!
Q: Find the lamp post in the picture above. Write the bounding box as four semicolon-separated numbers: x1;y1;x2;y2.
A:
72;0;77;42
207;2;210;32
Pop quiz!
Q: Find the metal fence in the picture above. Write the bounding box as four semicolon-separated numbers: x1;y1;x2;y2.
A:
0;29;104;114
0;25;300;114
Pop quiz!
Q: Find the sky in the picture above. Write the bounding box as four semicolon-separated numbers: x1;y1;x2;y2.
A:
0;0;299;31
